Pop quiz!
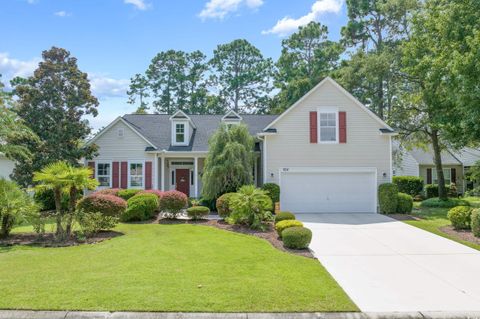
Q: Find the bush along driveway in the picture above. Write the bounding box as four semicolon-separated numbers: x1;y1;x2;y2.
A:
0;223;357;312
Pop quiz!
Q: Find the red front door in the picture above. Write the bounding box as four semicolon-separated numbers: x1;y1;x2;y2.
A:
175;169;190;196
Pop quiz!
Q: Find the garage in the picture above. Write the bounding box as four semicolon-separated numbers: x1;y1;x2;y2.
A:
279;168;377;213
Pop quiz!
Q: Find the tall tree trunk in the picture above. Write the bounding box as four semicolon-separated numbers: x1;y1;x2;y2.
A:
53;187;65;240
0;214;14;238
66;186;77;238
430;130;447;200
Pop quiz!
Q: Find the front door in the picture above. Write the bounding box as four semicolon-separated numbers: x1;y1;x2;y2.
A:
175;169;190;196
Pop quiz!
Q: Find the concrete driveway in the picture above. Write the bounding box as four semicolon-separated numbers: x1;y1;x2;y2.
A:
298;213;480;312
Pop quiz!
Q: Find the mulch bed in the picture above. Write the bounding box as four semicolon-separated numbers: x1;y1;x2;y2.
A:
439;226;480;246
158;217;315;258
0;230;123;248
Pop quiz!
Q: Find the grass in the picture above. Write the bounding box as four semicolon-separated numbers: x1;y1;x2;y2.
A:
403;197;480;251
0;223;357;312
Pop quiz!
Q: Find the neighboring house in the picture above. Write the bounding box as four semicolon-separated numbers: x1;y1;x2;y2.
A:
87;77;395;213
393;143;480;194
0;153;15;180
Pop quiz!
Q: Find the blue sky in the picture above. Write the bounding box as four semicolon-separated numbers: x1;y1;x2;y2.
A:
1;0;347;130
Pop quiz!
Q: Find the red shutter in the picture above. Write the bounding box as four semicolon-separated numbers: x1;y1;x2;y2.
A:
121;162;128;189
112;162;120;188
451;168;456;184
145;161;152;190
87;162;95;179
427;168;432;184
339;111;347;143
309;112;317;143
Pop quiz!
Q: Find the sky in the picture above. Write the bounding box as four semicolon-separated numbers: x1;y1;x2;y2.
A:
0;0;348;131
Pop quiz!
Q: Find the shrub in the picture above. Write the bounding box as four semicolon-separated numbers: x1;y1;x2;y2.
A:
216;192;236;218
33;189;69;211
122;193;159;222
94;188;121;196
159;190;188;218
274;211;295;224
138;189;163;199
425;184;438;199
378;183;398;214
76;210;118;237
471;209;480;237
414;194;424;202
262;183;280;203
396;193;413;214
447;206;472;230
117;189;141;201
77;194;127;217
227;185;273;230
275;220;304;237
392;176;424;196
282;227;312;249
186;206;210;220
420;197;470;208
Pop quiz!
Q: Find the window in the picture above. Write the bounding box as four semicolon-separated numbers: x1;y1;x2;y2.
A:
129;162;144;188
175;123;185;143
319;112;337;142
117;128;124;138
432;169;451;185
171;170;175;185
97;162;111;187
190;170;194;186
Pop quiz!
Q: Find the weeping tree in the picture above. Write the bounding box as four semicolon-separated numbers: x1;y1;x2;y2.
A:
202;124;254;200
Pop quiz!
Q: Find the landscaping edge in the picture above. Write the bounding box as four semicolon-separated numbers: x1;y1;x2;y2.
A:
1;310;480;319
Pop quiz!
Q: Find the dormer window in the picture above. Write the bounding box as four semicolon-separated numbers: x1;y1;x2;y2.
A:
175;123;185;143
170;110;195;146
222;109;242;126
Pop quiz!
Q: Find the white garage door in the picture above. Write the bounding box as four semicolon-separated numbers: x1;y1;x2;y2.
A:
280;168;377;213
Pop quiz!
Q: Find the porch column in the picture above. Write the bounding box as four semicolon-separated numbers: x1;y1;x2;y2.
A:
194;156;199;198
154;153;159;190
161;155;165;191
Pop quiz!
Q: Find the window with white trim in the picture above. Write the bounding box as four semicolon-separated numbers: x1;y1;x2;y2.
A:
175;123;185;143
432;169;451;185
129;162;144;188
319;112;337;142
97;162;111;187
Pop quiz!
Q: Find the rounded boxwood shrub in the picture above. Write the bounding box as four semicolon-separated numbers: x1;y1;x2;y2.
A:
94;188;121;196
396;192;413;214
261;183;280;203
471;209;480;238
392;176;423;196
275;220;303;237
424;184;439;199
274;211;295;224
216;192;236;218
378;183;398;214
77;193;127;217
121;193;159;222
117;189;141;201
159;190;188;218
187;206;210;220
447;206;472;230
137;189;163;199
282;227;312;249
421;197;470;208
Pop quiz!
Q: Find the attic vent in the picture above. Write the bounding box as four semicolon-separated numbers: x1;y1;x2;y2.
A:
117;128;124;138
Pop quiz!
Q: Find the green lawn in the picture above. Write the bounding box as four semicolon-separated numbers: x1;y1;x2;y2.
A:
403;197;480;251
0;223;357;312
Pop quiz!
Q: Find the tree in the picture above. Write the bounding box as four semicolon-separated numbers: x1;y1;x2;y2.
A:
228;185;273;230
394;0;480;200
273;22;343;113
201;124;254;200
12;47;99;187
127;74;150;112
209;39;274;113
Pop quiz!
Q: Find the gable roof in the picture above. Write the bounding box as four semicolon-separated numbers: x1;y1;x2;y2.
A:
451;148;480;166
222;110;242;121
264;77;394;132
393;143;462;166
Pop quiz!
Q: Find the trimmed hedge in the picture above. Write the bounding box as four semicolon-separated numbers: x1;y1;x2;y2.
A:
77;193;127;217
138;189;163;199
447;206;472;230
186;206;210;220
420;197;470;208
94;188;121;196
121;193;159;222
396;193;413;214
216;193;236;218
393;176;423;196
159;190;188;218
471;209;480;237
424;184;439;199
262;183;280;203
118;189;141;201
275;220;303;237
274;211;295;224
282;227;312;249
378;183;398;214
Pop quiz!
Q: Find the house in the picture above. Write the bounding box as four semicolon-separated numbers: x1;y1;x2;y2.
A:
393;143;480;194
0;153;15;180
87;77;395;213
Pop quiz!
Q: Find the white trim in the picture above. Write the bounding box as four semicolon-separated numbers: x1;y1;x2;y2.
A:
154;153;159;190
263;77;393;131
160;156;165;191
194;156;199;198
317;108;339;144
86;117;157;148
96;160;112;188
262;136;268;184
389;136;393;182
222;110;243;121
171;121;189;146
127;160;146;189
256;132;277;137
169;110;196;129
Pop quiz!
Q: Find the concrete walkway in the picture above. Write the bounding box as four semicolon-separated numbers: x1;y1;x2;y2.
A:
298;213;480;313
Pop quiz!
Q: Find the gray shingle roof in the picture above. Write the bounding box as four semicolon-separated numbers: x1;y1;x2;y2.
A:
451;148;480;167
392;142;462;165
122;114;278;152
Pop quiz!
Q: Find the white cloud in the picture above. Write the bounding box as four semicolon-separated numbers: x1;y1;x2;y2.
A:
54;11;71;17
199;0;264;20
0;53;39;86
262;0;343;36
124;0;150;10
88;74;130;98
